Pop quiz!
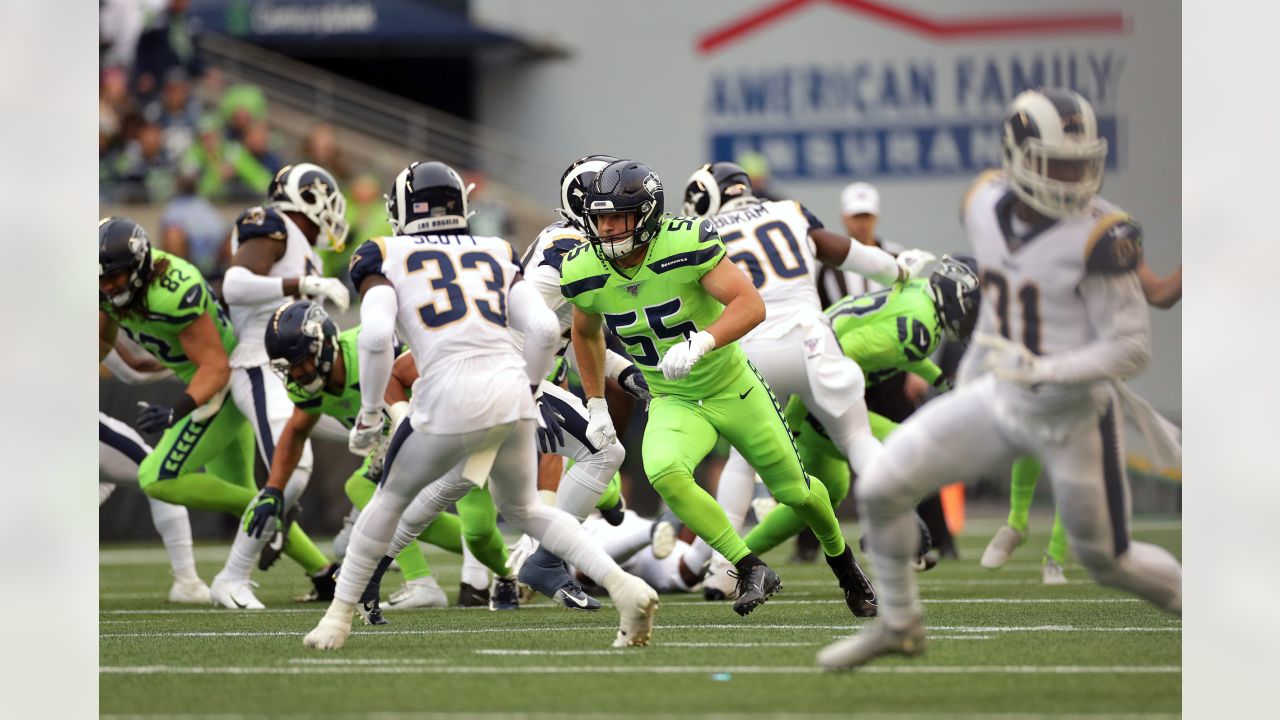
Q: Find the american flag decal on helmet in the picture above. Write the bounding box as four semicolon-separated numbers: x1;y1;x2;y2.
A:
413;202;430;213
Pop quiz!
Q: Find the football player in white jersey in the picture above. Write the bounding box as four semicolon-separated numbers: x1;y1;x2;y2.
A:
679;161;923;606
507;154;654;609
818;88;1183;670
303;161;658;650
213;163;351;609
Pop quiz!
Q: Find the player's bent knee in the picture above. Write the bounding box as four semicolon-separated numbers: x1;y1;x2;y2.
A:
855;463;911;517
770;483;811;508
590;440;625;471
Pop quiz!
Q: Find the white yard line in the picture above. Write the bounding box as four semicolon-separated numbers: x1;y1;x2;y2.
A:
99;713;1182;720
100;624;1179;639
100;663;1180;676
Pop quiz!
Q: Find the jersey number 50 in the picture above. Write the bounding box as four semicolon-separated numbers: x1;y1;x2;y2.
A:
406;250;507;330
724;220;809;289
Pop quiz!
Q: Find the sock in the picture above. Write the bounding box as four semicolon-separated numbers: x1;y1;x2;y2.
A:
334;491;404;605
863;510;923;626
1007;456;1042;533
417;512;463;554
458;487;512;576
651;471;751;565
346;471;437;580
460;543;489;588
283;523;331;576
744;503;807;556
146;496;199;583
594;472;623;513
555;463;609;521
781;476;846;557
538;489;557;506
734;553;764;573
1046;509;1069;565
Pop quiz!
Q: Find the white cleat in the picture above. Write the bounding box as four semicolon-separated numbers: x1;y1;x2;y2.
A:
386;576;449;609
1042;557;1068;585
702;555;738;601
817;615;927;670
303;608;354;650
612;575;659;648
168;577;212;604
980;525;1026;569
650;520;677;561
210;574;265;610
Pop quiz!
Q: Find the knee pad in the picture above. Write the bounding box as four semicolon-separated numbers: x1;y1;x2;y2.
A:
770;482;811;509
587;440;625;474
855;458;911;517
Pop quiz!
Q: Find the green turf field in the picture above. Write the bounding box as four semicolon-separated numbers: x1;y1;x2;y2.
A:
99;516;1181;719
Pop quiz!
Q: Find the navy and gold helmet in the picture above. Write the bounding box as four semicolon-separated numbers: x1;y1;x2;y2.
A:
1001;88;1107;218
98;216;153;307
928;255;980;342
265;300;339;394
268;163;348;251
682;161;753;218
557;154;618;229
386;161;471;236
581;160;664;261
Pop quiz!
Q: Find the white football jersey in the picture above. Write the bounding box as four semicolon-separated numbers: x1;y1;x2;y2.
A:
516;219;586;357
962;170;1145;409
708;198;825;339
349;232;524;384
227;207;322;368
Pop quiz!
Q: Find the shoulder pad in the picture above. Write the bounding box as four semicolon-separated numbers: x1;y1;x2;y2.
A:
960;169;1004;223
348;239;387;291
697;218;721;245
795;202;824;231
234;206;288;243
1085;215;1143;275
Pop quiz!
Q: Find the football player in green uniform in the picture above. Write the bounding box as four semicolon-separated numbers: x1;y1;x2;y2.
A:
98;217;332;607
746;258;981;558
562;161;875;617
243;300;519;617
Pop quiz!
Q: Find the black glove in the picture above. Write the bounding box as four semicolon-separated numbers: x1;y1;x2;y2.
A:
136;393;198;434
618;365;651;403
535;394;565;454
243;487;285;539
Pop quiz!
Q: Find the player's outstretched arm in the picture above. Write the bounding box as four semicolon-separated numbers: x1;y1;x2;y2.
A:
571;306;608;399
699;256;766;347
264;408;320;493
1138;261;1182;309
223;237;298;303
809;228;901;285
177;312;233;407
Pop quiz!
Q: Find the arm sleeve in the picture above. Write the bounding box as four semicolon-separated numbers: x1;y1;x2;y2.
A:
904;359;944;387
603;348;633;381
524;262;567;315
221;265;286;305
837;241;899;285
508;280;560;384
1035;272;1151;385
357;284;399;415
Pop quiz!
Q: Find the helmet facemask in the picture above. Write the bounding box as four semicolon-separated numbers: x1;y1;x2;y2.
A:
1005;136;1106;219
583;208;643;261
270;164;349;252
268;302;337;394
98;218;153;307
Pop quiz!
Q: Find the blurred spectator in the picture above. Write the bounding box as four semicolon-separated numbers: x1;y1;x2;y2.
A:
319;173;393;281
735;150;784;201
464;171;514;238
133;0;203;102
219;84;267;143
108;120;176;203
160;170;230;281
301;123;352;184
181;115;272;202
101;0;161;71
149;67;203;160
241;120;283;179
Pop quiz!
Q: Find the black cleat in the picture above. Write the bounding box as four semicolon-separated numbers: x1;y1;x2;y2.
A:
489;577;520;611
357;577;388;626
258;502;301;571
456;582;490;608
731;563;782;617
295;562;340;602
827;546;877;618
599;498;626;526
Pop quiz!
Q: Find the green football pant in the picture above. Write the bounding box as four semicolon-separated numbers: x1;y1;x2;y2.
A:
1007;456;1071;564
139;402;329;574
744;409;898;554
645;361;846;565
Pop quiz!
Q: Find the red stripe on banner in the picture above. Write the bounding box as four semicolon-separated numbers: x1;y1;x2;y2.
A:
697;0;1127;54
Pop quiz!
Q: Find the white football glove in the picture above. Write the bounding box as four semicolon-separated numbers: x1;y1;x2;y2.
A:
348;408;385;457
974;333;1046;386
299;275;351;312
895;249;938;281
584;397;617;449
658;330;716;381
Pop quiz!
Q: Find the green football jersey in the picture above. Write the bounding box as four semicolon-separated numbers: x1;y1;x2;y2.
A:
102;250;236;383
560;216;747;400
825;278;945;387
